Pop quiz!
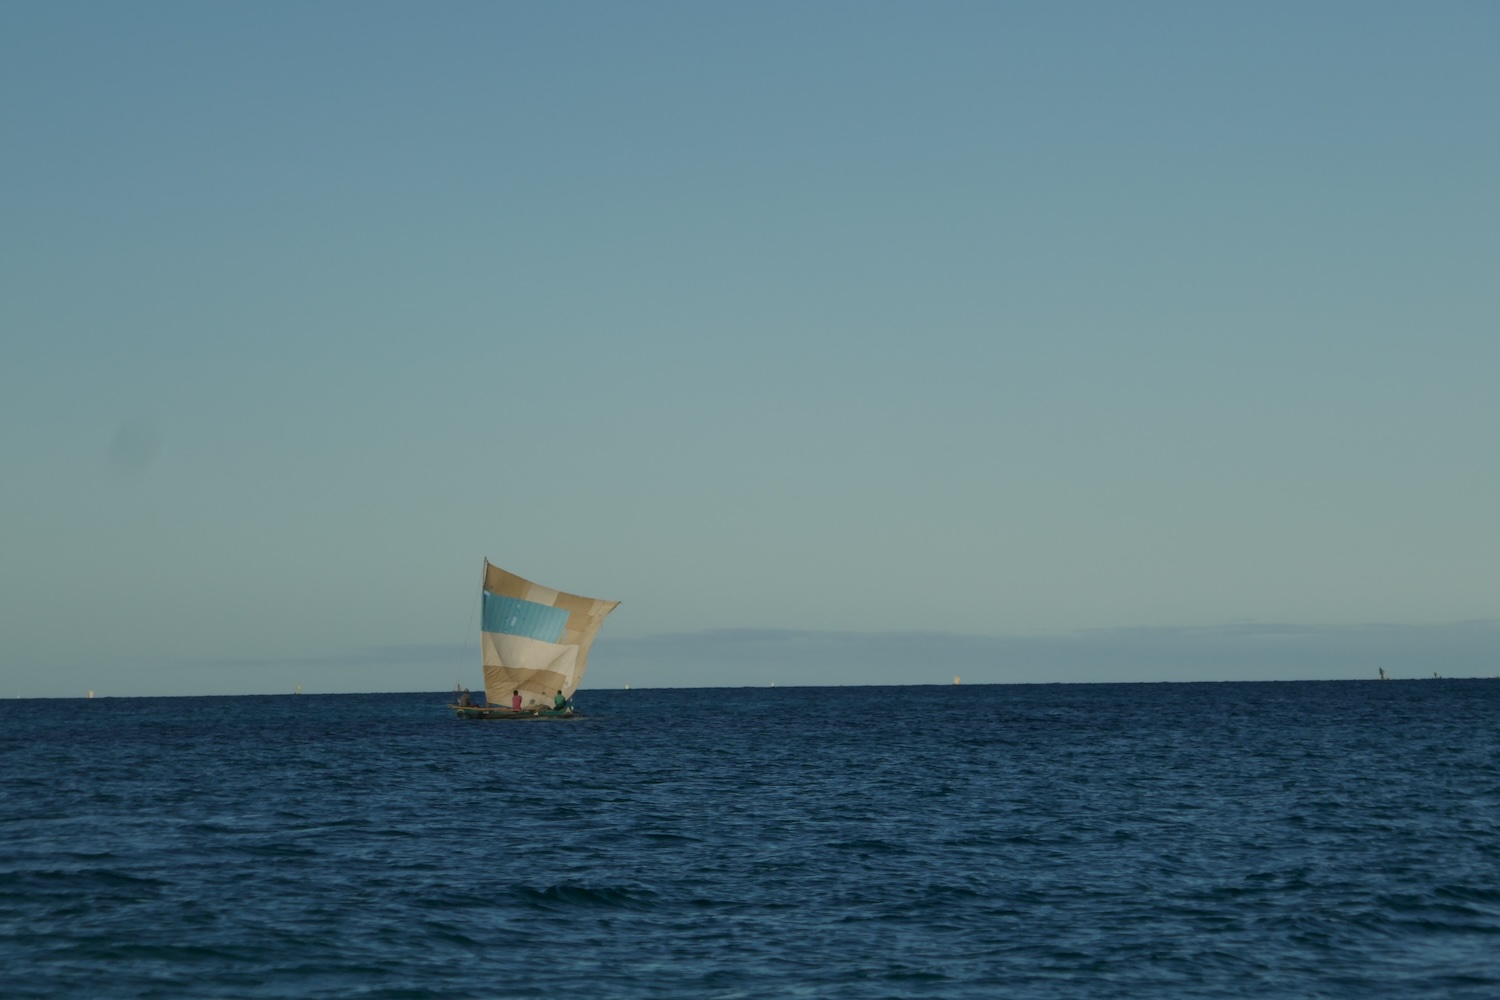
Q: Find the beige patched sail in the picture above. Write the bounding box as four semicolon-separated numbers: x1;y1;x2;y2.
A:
479;561;619;709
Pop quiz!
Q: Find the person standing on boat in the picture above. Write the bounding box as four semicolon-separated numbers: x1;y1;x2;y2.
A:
511;690;522;712
457;687;471;707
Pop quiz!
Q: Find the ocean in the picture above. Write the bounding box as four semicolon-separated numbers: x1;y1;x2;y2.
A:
2;681;1497;998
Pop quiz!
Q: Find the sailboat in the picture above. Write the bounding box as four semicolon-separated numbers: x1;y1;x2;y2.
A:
451;560;620;720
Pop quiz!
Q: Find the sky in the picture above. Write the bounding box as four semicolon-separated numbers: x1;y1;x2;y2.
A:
3;1;1497;697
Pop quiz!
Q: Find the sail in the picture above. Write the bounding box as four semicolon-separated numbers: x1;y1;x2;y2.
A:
479;561;619;709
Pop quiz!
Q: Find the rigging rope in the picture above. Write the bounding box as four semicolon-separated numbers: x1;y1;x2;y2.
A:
454;558;484;691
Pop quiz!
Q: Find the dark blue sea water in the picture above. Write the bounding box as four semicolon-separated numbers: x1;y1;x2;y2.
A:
2;681;1498;998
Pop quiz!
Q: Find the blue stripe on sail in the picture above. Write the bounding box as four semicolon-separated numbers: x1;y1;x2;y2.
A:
481;592;570;644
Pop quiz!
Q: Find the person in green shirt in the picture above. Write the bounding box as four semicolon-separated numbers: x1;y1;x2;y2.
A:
553;690;569;712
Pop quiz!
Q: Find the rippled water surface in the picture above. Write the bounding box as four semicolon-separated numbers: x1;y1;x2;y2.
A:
2;681;1498;998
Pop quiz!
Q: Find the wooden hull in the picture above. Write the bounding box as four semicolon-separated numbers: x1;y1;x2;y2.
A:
450;704;581;721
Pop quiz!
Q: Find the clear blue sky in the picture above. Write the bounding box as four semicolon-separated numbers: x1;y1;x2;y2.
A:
3;1;1497;696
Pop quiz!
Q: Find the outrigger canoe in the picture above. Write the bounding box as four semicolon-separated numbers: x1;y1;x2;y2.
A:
450;560;620;721
449;704;581;721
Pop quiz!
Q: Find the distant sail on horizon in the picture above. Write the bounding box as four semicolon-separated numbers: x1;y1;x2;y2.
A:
478;561;620;709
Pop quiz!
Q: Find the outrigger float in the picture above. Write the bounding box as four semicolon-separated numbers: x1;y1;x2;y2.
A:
449;560;620;721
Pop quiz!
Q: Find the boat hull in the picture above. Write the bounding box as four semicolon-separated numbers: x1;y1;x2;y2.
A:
450;704;581;721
